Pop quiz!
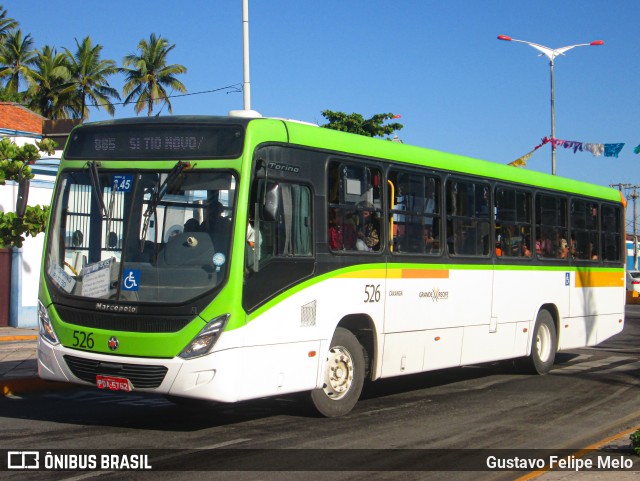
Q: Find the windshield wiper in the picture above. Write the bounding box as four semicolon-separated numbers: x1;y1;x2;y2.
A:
140;161;190;247
87;161;108;217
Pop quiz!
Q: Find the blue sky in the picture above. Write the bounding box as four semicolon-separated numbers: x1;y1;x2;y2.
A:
6;1;640;195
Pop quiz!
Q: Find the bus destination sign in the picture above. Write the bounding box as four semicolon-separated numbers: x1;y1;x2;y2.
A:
64;123;244;160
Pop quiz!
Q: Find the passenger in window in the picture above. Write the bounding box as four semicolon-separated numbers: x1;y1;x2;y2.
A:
201;201;230;234
559;237;569;259
521;241;531;257
424;226;435;253
247;220;257;248
540;235;554;257
328;209;343;250
199;201;231;254
355;201;380;251
184;218;200;233
328;209;356;250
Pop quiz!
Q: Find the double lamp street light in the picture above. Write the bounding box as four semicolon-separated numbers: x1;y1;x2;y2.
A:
497;35;604;175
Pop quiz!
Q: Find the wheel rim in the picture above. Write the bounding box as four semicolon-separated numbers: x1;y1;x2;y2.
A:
322;345;354;401
536;324;552;362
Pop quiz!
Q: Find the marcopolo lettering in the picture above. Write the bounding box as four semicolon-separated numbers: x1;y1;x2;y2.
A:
96;303;138;314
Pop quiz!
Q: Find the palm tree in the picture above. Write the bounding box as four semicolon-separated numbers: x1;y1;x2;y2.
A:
65;36;120;120
27;45;76;119
0;29;35;93
121;33;187;116
0;5;18;45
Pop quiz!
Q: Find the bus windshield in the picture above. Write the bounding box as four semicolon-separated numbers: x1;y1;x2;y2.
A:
46;168;236;305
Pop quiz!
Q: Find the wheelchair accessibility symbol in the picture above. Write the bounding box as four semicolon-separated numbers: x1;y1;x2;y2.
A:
122;269;140;291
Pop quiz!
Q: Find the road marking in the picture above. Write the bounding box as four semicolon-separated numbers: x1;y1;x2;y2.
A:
554;356;631;373
513;424;640;481
597;360;640;375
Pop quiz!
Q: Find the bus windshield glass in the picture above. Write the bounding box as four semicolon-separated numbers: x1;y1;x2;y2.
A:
45;168;236;305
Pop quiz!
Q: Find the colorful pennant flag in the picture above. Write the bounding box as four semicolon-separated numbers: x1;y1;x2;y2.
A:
509;137;628;167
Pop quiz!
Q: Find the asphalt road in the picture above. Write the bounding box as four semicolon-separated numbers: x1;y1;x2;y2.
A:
1;308;639;481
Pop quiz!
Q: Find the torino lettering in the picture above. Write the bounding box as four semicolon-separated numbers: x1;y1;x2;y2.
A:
268;162;300;173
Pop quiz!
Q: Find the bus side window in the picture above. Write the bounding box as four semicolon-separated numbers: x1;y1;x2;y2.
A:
601;204;621;262
446;179;490;256
535;194;568;260
495;187;532;258
327;161;382;253
389;170;441;255
570;200;599;261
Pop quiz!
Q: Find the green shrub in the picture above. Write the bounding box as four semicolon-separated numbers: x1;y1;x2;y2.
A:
631;429;640;456
0;205;50;248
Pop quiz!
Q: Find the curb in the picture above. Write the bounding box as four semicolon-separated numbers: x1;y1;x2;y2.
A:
1;377;75;397
0;335;38;342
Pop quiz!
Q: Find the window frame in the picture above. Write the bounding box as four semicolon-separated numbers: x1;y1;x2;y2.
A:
445;176;492;258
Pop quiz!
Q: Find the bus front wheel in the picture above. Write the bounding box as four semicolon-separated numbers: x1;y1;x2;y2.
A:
310;327;365;417
520;310;557;375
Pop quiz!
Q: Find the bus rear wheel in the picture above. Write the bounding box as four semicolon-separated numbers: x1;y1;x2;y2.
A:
310;328;365;417
520;309;557;375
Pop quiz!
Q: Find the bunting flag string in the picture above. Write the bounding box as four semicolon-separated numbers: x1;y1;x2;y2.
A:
509;137;629;167
508;138;549;167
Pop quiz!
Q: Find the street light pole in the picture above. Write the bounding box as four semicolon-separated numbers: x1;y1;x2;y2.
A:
242;0;251;111
497;35;604;175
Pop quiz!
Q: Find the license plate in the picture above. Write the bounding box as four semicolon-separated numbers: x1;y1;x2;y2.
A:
96;375;133;392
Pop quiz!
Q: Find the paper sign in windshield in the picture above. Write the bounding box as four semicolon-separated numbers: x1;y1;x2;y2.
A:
48;263;76;293
81;259;112;298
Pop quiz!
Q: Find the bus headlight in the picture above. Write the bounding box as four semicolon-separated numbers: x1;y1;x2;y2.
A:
38;300;59;345
179;314;229;359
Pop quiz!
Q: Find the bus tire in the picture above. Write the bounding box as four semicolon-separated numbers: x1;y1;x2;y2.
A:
521;309;557;375
310;327;366;417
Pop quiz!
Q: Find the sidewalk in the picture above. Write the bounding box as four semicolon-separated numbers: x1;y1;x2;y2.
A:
0;325;71;396
0;326;638;479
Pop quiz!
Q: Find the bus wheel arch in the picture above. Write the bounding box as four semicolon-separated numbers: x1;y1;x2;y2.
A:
309;316;375;417
337;314;376;379
520;305;558;375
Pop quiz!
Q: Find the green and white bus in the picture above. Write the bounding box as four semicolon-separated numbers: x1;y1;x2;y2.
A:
32;114;625;417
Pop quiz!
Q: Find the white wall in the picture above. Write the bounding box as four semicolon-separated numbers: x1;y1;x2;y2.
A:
2;178;55;327
0;134;59;327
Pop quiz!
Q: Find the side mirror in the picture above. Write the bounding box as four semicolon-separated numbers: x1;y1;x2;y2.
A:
16;177;30;218
262;182;279;221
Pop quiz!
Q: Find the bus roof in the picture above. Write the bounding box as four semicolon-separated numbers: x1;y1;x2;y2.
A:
66;115;621;203
266;117;621;203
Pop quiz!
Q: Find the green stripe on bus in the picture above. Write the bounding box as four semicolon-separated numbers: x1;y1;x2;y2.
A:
247;262;623;321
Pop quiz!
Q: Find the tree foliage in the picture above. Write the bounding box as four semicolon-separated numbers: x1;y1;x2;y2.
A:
320;110;404;139
0;4;17;46
0;137;57;185
0;137;55;248
27;45;75;119
0;29;36;93
0;5;188;120
65;36;120;119
0;205;49;248
121;33;187;116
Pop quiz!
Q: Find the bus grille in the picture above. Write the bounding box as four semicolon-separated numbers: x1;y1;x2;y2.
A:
64;355;168;388
54;305;191;333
